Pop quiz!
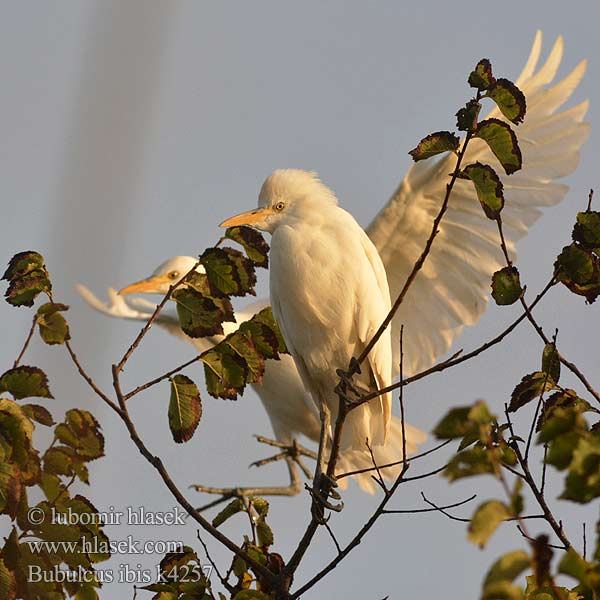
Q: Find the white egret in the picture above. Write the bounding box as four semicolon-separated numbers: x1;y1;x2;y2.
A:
77;257;425;494
220;170;394;482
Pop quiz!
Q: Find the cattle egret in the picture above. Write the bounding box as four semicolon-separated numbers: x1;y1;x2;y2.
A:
220;169;395;492
77;257;425;494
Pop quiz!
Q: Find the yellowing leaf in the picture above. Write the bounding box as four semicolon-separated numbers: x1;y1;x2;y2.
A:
491;266;522;306
487;79;527;124
475;119;522;175
225;226;270;268
468;59;496;91
460;162;504;220
0;366;53;400
468;500;510;548
409;131;460;162
168;375;202;443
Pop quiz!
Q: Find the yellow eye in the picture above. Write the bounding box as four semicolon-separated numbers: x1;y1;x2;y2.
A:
274;202;285;212
168;271;179;279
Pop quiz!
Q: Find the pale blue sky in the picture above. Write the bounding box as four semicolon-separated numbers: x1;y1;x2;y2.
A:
1;2;599;598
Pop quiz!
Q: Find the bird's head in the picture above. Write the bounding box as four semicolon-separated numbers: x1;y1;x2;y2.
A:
118;256;203;295
220;169;338;233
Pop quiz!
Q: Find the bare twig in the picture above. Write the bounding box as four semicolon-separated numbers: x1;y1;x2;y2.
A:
13;314;37;368
504;406;572;551
197;532;234;594
336;439;454;480
65;340;121;413
384;493;476;518
124;353;203;400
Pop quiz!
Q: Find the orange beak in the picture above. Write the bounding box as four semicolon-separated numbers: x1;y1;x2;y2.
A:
118;274;171;295
219;207;275;228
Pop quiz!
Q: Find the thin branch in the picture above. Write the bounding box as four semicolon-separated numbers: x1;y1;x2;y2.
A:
64;340;121;413
336;439;453;480
504;406;572;551
13;314;37;368
383;493;476;518
109;363;277;584
419;492;472;522
197;531;234;594
324;522;342;555
124;353;203;400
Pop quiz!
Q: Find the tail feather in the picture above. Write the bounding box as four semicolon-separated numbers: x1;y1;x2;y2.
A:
335;417;426;494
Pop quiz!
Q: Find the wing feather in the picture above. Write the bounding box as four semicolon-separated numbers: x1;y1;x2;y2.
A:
366;32;589;376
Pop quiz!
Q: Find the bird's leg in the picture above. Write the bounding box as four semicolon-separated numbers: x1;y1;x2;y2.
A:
308;403;343;522
192;437;316;512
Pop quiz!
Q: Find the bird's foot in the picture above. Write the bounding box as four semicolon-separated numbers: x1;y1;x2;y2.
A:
307;473;344;524
251;436;317;478
334;366;362;400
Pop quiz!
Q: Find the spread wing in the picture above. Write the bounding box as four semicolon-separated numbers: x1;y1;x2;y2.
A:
366;31;589;377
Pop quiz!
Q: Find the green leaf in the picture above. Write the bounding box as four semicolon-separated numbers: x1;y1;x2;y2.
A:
468;500;510;548
0;399;35;468
0;558;16;600
212;498;244;527
202;344;248;399
508;372;556;413
554;243;600;304
433;407;472;439
444;446;495;481
561;435;600;503
239;307;288;356
257;519;274;548
558;549;589;585
541;344;560;384
3;251;52;307
226;332;265;384
168;375;202;443
487;79;527;124
483;549;530;587
0;366;53;400
56;409;105;461
201;247;257;297
536;389;590;434
456;99;482;132
36;302;70;345
573;211;600;251
174;287;235;338
2;251;45;281
475;119;522;175
460;162;504;220
491;266;522;306
0;461;23;518
44;446;75;476
468;59;496;91
408;131;460;162
21;403;54;426
225;226;270;268
158;547;200;583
